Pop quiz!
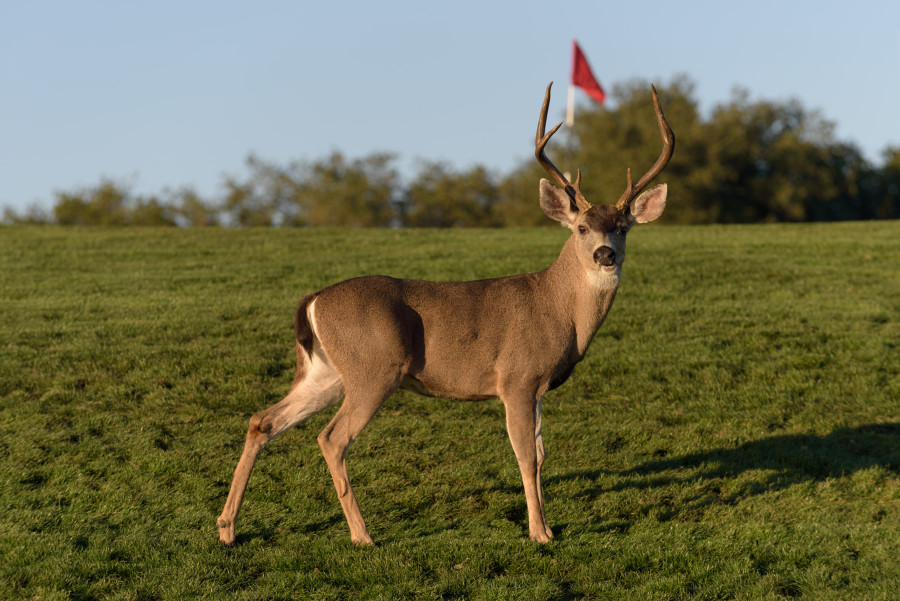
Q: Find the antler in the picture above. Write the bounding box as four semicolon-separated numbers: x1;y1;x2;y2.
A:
535;82;592;212
615;84;675;213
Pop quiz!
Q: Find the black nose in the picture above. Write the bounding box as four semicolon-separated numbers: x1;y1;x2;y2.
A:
593;246;616;266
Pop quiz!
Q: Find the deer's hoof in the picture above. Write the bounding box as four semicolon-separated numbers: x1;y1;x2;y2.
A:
217;517;236;546
351;535;375;547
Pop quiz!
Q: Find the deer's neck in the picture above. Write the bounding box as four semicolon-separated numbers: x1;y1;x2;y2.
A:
542;235;619;356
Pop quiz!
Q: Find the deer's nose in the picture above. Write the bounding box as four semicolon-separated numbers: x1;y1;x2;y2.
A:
593;246;616;266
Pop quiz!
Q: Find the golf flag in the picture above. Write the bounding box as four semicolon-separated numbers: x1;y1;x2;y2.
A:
571;40;606;104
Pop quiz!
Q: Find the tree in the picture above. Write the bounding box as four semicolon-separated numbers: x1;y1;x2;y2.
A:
221;155;281;227
44;179;178;226
299;152;399;227
129;196;178;226
875;146;900;219
169;187;219;227
53;180;129;226
699;88;871;222
219;152;400;227
2;202;50;225
495;162;553;227
404;162;500;227
569;75;882;224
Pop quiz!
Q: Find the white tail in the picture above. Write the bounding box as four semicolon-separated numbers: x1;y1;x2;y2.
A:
217;82;675;545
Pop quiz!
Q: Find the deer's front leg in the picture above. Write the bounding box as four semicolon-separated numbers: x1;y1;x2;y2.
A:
501;391;553;543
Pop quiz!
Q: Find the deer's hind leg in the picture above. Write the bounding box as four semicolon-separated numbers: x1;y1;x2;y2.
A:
316;378;399;546
217;341;344;545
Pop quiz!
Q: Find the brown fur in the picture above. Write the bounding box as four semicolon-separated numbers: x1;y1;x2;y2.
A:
217;85;672;546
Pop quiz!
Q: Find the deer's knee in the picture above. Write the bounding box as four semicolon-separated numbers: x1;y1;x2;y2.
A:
317;427;351;497
317;425;341;458
247;412;275;442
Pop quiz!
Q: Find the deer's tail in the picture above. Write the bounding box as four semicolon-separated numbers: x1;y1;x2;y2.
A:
294;293;319;360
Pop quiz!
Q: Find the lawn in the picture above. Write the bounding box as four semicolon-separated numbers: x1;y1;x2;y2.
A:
1;223;897;600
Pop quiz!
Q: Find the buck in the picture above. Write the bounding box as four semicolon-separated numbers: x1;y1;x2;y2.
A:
217;82;674;545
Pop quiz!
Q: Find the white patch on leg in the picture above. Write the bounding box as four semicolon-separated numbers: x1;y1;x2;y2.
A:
268;299;345;434
281;346;344;425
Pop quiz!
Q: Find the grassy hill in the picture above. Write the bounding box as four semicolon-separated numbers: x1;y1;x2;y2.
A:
1;223;897;600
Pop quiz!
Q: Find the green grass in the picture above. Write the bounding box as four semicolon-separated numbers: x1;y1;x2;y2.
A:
1;223;897;600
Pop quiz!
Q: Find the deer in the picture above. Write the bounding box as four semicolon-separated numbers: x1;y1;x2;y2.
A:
217;81;674;546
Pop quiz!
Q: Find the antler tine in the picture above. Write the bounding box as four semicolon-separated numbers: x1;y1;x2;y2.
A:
535;83;566;188
615;84;676;213
536;82;592;212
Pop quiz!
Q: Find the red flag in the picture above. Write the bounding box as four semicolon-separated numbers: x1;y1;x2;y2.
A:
571;40;606;104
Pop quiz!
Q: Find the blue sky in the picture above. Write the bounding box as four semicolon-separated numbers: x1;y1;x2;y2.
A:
2;1;898;213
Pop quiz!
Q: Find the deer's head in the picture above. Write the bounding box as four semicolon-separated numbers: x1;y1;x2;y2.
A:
535;83;674;282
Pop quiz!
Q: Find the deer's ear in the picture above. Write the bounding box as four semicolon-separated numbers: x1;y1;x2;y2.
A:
629;184;667;224
540;179;579;226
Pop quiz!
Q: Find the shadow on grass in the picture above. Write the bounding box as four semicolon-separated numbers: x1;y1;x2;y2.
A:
231;424;897;544
633;421;894;480
231;514;345;546
551;423;898;521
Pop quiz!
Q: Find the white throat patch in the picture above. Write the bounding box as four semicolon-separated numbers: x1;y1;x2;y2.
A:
586;265;621;289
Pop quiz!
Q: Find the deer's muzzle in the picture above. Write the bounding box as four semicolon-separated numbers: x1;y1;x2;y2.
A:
593;246;616;267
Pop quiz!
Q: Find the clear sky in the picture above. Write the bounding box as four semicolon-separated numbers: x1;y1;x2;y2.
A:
2;1;898;213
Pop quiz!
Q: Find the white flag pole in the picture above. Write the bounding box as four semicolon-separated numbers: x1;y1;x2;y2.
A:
565;84;575;181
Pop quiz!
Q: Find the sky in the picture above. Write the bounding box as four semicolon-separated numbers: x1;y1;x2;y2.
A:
2;0;899;214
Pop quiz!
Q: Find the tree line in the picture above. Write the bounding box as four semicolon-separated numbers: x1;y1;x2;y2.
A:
5;75;898;227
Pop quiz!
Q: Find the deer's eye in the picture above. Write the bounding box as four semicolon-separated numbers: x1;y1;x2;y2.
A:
616;226;628;237
577;225;588;235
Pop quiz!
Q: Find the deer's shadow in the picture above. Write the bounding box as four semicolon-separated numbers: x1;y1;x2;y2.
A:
550;423;898;516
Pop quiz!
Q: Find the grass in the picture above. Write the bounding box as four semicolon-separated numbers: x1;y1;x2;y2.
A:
0;222;897;600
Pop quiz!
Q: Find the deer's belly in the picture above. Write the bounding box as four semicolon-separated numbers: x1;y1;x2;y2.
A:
399;372;498;402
